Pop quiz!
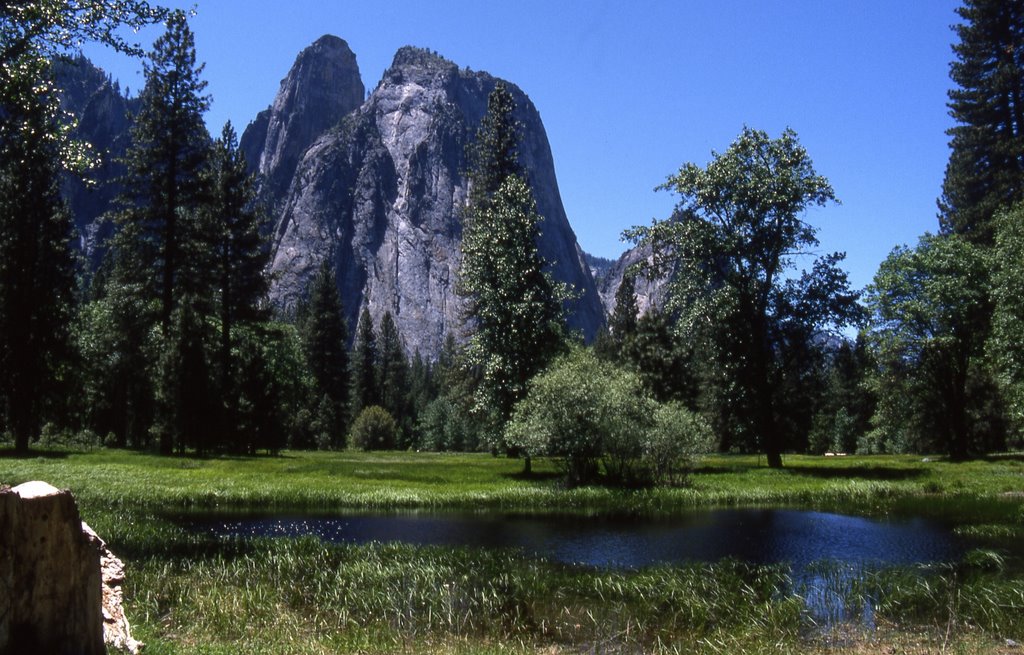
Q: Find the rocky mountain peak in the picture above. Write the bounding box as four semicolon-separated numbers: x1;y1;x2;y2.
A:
265;41;605;357
240;34;365;208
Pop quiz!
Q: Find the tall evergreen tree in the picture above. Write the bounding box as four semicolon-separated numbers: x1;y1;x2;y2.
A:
939;0;1024;244
208;121;269;449
607;274;639;362
377;311;410;442
351;307;379;417
0;57;76;453
113;9;211;334
458;84;566;446
302;259;349;447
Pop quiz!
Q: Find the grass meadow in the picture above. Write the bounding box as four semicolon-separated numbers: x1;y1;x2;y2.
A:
2;449;1023;653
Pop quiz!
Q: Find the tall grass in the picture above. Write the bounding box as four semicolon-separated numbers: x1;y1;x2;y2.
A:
2;449;1023;653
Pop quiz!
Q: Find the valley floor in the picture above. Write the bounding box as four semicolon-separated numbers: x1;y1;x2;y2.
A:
2;449;1023;653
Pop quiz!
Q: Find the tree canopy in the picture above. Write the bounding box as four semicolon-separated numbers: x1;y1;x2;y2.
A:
627;127;860;467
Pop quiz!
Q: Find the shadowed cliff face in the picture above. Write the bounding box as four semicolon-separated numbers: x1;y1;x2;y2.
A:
249;42;605;357
240;35;365;213
53;56;136;265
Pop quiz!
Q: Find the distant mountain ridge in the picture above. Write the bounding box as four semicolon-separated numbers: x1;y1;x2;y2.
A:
54;39;639;357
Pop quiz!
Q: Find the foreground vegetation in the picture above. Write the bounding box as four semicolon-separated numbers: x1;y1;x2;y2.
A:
3;449;1023;653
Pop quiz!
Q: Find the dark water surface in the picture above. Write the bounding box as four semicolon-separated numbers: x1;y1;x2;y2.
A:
178;508;967;570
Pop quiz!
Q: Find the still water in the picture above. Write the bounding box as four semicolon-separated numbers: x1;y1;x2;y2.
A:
179;508;966;570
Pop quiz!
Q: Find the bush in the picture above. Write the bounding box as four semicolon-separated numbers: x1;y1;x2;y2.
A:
642;403;713;486
349;406;398;451
505;348;653;485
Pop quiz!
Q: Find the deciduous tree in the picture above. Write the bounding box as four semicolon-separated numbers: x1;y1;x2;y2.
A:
626;128;859;468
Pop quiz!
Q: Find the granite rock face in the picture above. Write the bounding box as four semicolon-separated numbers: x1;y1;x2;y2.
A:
255;43;604;356
53;55;136;264
240;35;365;213
0;481;105;655
597;242;672;319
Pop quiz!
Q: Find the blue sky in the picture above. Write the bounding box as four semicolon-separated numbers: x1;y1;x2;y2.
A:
83;0;962;291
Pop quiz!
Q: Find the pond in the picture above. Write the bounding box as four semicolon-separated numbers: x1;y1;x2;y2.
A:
179;508;974;626
178;507;967;571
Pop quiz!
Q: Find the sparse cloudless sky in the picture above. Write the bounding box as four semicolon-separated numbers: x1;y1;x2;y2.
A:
83;0;962;291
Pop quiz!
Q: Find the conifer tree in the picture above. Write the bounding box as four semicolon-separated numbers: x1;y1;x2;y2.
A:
458;83;566;446
208;121;269;448
113;9;211;334
351;308;379;417
302;259;349;447
0;59;76;453
939;0;1024;244
377;311;410;441
607;273;639;361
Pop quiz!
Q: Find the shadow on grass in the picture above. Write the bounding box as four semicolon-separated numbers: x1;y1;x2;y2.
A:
692;463;927;481
786;466;927;481
0;448;70;460
501;470;563;482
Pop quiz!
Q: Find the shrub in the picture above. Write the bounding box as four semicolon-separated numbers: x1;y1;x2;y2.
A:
349;405;398;451
642;402;713;486
506;347;653;485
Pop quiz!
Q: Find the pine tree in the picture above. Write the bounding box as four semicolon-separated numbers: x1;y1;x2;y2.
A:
607;273;639;361
939;0;1024;244
458;84;566;447
0;58;77;453
302;259;349;448
113;9;211;334
377;311;410;442
107;10;212;453
351;308;379;417
208;121;269;449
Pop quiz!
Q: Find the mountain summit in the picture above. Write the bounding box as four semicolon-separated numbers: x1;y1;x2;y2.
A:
244;39;604;357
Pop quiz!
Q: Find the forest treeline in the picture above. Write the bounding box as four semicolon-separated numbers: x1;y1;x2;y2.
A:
1;1;1023;479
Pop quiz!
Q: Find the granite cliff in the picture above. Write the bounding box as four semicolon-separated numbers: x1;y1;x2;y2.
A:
245;40;605;356
53;56;136;264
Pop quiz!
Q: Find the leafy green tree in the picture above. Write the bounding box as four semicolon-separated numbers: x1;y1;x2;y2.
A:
458;83;567;450
864;233;1001;459
642;402;714;486
112;9;211;336
234;323;305;454
350;308;379;416
0;65;76;453
626;128;859;468
349;405;397;451
506;348;650;484
419;334;482;452
807;337;876;455
75;285;156;447
939;0;1024;245
625;310;696;405
992;204;1024;444
302;259;349;448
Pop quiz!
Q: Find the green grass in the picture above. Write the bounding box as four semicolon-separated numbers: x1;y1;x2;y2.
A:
2;449;1023;653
